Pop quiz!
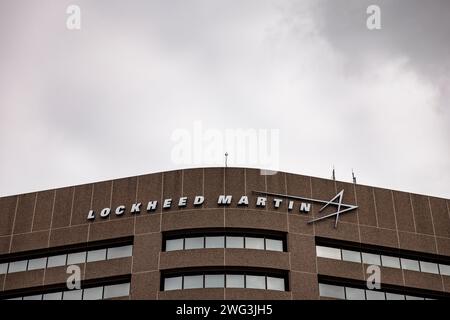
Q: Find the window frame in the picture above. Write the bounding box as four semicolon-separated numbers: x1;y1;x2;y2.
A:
316;246;342;260
184;237;205;250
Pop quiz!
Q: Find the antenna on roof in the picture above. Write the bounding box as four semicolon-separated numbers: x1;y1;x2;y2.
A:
352;169;357;184
332;166;336;181
225;152;228;168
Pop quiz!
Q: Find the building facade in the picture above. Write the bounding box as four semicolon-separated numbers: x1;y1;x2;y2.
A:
0;167;449;300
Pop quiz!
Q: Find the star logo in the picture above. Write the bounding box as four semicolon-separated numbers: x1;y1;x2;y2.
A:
253;189;358;228
306;190;358;228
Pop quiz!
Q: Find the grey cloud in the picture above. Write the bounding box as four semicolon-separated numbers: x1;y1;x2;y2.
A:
0;0;448;198
309;0;450;75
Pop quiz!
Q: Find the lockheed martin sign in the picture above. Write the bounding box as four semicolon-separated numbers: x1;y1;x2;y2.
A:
86;190;358;228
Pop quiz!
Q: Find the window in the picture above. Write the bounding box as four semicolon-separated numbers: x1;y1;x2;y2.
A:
381;255;400;269
63;289;83;300
103;283;130;299
401;258;420;271
345;287;365;300
361;253;381;265
86;249;107;263
226;274;245;288
165;233;286;252
166;239;184;251
183;275;204;289
47;254;67;267
184;237;204;250
245;237;265;250
67;252;86;265
245;275;265;289
205;274;224;288
419;261;439;274
107;245;132;260
8;283;130;300
226;236;244;249
164;276;182;291
439;264;450;276
405;295;425;300
342;250;361;263
265;239;283;252
0;242;133;277
319;283;434;300
386;293;405;300
8;260;28;273
28;257;47;270
205;236;224;249
316;246;341;260
83;287;103;300
319;283;345;299
267;277;285;291
315;244;450;277
23;294;42;300
162;273;286;291
6;283;131;301
365;290;385;300
43;292;62;300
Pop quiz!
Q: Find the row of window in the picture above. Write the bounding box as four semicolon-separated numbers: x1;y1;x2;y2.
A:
164;273;286;291
0;245;133;275
165;235;284;252
316;245;450;276
319;283;434;300
6;282;130;300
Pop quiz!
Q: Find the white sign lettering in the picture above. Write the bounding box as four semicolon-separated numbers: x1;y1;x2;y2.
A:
86;190;358;228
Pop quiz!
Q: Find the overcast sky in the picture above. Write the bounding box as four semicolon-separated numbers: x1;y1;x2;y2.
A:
0;0;449;198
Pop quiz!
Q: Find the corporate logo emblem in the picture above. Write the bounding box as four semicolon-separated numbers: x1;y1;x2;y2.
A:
254;190;358;228
307;190;358;227
86;190;358;228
